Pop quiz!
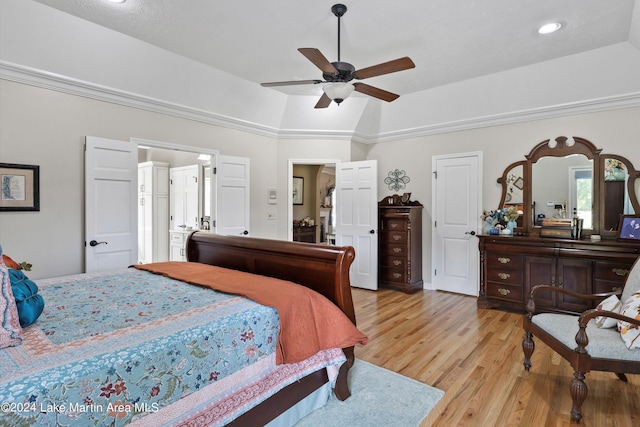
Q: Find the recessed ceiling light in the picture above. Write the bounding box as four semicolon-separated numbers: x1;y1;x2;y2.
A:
538;22;562;35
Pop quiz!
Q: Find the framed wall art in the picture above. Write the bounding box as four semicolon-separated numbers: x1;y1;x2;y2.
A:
0;163;40;211
292;176;304;205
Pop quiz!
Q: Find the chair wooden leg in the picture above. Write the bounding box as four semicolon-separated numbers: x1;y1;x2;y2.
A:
615;372;628;382
522;331;535;371
570;371;587;423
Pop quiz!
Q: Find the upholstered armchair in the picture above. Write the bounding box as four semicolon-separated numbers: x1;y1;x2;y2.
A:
522;257;640;423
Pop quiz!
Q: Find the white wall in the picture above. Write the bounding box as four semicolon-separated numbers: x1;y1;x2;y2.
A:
367;106;640;285
1;81;639;281
0;80;278;278
0;80;357;279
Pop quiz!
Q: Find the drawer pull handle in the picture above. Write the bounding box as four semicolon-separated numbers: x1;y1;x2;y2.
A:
393;235;401;240
498;288;511;296
393;248;401;253
498;257;510;264
498;273;510;280
612;286;622;292
612;268;629;276
391;223;398;228
393;260;402;266
393;273;402;278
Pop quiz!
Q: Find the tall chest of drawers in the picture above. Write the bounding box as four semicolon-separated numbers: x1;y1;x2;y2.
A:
378;197;423;293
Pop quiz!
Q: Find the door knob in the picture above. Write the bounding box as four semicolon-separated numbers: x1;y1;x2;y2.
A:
465;231;476;236
370;229;375;234
89;240;108;247
242;230;249;235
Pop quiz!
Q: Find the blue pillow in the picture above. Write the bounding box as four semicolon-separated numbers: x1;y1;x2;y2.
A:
8;269;44;327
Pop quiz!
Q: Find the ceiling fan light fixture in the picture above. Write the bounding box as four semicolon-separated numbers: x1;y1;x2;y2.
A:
323;82;355;104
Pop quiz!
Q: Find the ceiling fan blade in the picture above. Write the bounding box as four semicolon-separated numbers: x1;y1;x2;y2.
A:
298;48;339;75
353;83;400;102
314;93;332;109
261;79;323;87
353;57;415;80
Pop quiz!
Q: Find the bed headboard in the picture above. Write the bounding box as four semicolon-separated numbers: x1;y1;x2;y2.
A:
185;232;357;325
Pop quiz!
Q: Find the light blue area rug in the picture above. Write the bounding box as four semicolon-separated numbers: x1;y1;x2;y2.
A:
296;360;444;427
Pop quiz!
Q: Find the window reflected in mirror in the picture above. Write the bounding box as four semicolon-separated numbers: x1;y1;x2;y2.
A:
571;167;593;229
532;155;593;229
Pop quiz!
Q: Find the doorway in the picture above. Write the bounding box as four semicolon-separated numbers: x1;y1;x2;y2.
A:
288;159;339;244
133;138;217;263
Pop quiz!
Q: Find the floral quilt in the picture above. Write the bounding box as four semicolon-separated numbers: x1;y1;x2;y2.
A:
0;269;286;426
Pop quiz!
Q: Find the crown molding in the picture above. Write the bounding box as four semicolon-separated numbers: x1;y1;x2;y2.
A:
368;92;640;144
0;61;281;139
2;60;639;145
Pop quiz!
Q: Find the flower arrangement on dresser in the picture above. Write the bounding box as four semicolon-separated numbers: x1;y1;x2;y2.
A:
481;206;519;235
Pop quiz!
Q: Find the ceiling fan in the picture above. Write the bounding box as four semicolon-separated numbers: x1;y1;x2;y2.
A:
260;4;415;108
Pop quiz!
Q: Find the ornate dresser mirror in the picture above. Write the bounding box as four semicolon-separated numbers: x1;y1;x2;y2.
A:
497;136;640;238
480;136;640;312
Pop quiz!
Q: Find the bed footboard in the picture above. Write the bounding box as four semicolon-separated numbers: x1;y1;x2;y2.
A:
186;232;356;323
186;232;358;400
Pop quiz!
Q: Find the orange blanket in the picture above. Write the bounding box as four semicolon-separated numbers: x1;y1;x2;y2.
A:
133;262;368;364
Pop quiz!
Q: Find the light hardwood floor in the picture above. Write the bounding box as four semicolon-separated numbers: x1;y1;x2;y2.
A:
351;288;639;426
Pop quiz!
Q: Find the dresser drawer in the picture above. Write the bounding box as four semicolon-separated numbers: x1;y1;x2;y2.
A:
381;218;407;231
486;269;522;286
380;244;407;257
594;280;625;295
486;253;523;270
594;261;632;282
380;256;406;269
486;282;523;303
381;231;407;244
380;268;407;283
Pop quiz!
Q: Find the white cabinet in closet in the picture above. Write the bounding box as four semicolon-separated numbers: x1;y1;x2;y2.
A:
137;161;169;264
169;165;199;261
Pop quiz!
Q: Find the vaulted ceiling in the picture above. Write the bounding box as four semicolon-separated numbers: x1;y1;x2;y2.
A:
6;0;639;141
33;0;639;99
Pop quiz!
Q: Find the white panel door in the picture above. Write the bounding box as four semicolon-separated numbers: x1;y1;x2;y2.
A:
432;153;481;296
169;165;199;230
184;166;200;230
336;160;378;290
85;136;138;273
169;168;186;230
216;155;250;236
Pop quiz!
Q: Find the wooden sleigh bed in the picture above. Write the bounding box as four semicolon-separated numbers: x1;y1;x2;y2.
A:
185;232;361;425
0;233;365;426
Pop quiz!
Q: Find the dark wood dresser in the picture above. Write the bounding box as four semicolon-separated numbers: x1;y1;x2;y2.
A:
478;234;640;313
378;197;423;293
293;225;317;243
